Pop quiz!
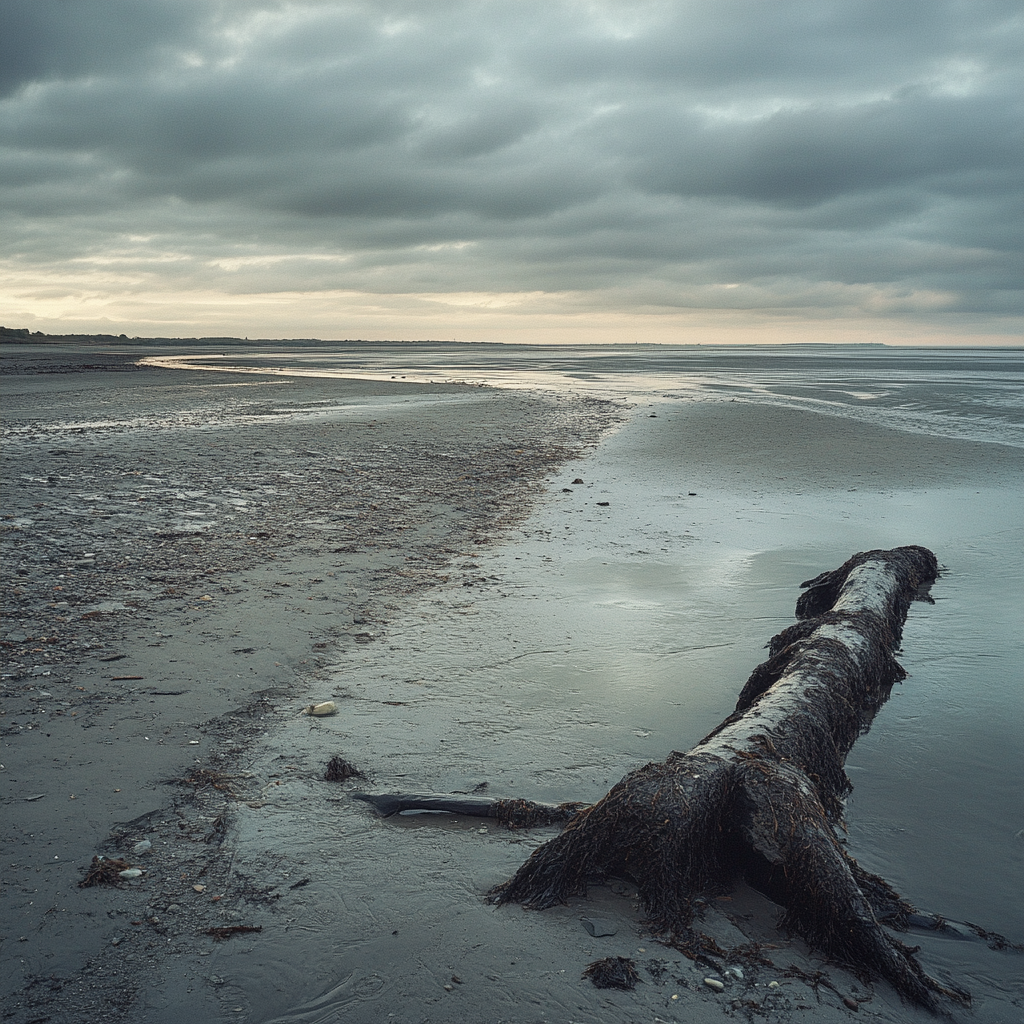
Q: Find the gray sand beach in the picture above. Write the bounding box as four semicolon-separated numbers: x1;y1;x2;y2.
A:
2;343;1022;1023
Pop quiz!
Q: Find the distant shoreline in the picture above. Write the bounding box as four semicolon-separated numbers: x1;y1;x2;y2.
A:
3;328;968;351
0;329;457;348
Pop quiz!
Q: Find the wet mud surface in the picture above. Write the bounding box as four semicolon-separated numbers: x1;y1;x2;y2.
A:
0;347;621;1023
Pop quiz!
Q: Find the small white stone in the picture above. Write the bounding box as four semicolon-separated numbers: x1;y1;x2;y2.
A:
704;978;725;992
305;701;337;716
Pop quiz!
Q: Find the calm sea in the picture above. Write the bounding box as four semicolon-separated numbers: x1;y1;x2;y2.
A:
214;342;1024;448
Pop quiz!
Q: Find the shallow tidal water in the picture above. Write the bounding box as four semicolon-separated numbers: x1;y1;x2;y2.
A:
172;344;1022;1022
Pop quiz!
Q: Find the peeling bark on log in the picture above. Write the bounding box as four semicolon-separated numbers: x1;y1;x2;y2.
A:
488;545;968;1010
357;546;983;1010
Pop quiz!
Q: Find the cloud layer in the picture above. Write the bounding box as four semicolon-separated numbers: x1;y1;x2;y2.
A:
2;0;1021;341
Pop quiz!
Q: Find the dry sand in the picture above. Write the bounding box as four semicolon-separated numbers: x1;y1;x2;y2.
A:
3;346;1022;1024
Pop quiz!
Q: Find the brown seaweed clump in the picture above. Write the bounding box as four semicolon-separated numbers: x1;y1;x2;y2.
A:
583;956;640;990
79;855;132;887
491;798;588;829
205;925;263;941
324;756;365;782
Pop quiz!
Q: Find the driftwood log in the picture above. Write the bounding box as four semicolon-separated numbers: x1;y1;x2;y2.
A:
355;546;973;1010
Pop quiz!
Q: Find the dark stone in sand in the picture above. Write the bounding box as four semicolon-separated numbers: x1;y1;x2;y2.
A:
580;916;618;937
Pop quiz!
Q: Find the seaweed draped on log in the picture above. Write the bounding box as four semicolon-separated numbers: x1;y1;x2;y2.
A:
355;546;984;1010
488;545;965;1011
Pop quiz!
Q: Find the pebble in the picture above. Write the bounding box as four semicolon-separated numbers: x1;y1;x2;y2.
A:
132;839;152;854
704;978;725;992
118;868;143;879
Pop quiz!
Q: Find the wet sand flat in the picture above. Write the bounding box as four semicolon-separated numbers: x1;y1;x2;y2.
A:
2;344;1022;1023
207;393;1022;1024
0;346;619;1023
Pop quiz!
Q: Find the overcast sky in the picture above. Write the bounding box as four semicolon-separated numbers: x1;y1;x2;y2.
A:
2;1;1021;344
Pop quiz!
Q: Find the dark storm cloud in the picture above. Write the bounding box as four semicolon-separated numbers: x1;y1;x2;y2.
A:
0;0;207;99
620;93;1021;208
1;0;1021;333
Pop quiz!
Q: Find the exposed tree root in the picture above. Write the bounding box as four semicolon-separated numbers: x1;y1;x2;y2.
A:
488;546;973;1011
351;791;585;827
356;547;1016;1011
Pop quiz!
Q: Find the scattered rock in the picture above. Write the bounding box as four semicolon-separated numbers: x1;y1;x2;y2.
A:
704;977;725;991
